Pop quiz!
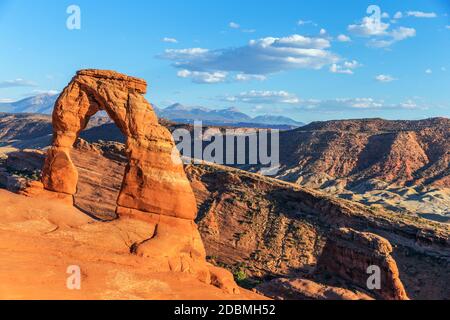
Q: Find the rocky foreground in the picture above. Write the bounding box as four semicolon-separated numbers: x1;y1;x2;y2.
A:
2;141;449;300
0;70;448;300
0;69;255;300
0;188;264;300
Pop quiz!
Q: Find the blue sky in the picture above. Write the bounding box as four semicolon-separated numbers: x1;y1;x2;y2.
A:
0;0;449;122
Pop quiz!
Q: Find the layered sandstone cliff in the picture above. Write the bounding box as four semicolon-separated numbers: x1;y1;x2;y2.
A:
317;228;408;300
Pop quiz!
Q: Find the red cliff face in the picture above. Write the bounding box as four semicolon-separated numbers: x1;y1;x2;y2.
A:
272;118;450;188
317;228;409;300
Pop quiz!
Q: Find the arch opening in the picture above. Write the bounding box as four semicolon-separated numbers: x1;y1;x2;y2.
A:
41;69;198;220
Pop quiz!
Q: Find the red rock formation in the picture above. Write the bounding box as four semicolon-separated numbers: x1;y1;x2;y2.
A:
40;70;237;290
3;141;449;300
317;228;409;300
42;69;196;218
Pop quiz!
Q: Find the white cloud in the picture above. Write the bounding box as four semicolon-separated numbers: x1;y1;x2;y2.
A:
229;22;240;29
162;37;178;44
406;11;437;18
394;11;403;19
382;12;390;19
375;74;397;82
0;98;14;103
337;34;351;42
425;69;433;74
348;17;390;36
177;70;228;84
160;34;342;80
222;90;300;104
297;20;316;26
163;47;209;59
399;99;418;109
343;60;360;68
368;27;416;48
30;89;59;96
235;74;267;81
0;78;37;88
319;28;327;35
330;60;360;75
348;14;416;47
390;27;416;40
330;64;353;74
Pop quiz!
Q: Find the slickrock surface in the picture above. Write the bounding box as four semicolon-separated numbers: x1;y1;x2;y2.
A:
0;189;263;300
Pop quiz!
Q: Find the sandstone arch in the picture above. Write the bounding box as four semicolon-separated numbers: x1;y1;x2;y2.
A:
41;70;238;290
42;69;197;219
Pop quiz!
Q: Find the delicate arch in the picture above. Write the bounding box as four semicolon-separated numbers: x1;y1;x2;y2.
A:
42;69;197;220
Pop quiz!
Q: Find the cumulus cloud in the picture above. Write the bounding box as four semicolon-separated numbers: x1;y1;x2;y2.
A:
159;34;346;82
229;22;240;29
330;60;360;74
348;17;390;36
337;34;351;42
162;37;178;43
368;26;416;48
348;14;416;47
375;74;397;82
221;90;300;104
0;78;37;88
319;28;327;35
406;11;437;18
177;70;228;84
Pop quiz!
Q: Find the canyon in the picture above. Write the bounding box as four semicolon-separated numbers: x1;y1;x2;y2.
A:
2;140;449;299
0;70;448;300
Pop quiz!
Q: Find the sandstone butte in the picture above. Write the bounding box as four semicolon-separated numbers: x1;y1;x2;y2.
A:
3;69;256;299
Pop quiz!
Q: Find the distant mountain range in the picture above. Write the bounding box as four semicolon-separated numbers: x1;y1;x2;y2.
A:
0;95;304;129
0;93;58;114
154;103;304;128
